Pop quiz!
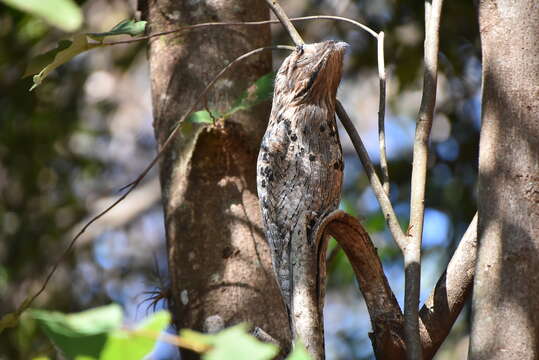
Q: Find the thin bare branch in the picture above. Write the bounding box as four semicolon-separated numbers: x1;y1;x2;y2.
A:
0;45;294;332
405;1;444;358
101;15;378;46
336;101;407;249
377;32;390;195
265;1;304;45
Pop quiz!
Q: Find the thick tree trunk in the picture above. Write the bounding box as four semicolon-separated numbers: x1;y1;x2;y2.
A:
470;1;539;359
141;0;290;357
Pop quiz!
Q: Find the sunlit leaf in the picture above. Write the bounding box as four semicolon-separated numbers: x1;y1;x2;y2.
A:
181;323;278;360
187;110;220;124
99;311;170;360
87;19;147;41
30;304;123;359
30;305;171;360
1;0;82;31
25;34;104;91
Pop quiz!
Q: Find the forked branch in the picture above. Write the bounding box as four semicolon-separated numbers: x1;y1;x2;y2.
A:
405;1;444;358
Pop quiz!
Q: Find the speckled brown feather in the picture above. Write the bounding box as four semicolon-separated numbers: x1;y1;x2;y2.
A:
257;41;347;356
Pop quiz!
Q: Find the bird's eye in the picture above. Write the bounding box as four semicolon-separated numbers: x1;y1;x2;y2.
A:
296;45;304;55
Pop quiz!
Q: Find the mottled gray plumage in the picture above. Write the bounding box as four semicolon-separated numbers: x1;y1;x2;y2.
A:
257;41;347;346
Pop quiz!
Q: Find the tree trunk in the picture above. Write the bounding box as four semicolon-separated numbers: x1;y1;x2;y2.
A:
141;0;291;357
470;1;539;359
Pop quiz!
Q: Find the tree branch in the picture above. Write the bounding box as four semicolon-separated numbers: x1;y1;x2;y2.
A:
405;1;444;358
376;32;390;195
103;16;378;46
336;102;407;249
324;212;477;359
419;213;477;358
322;211;406;359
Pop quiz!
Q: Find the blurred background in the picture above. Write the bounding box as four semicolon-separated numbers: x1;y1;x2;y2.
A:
0;0;479;358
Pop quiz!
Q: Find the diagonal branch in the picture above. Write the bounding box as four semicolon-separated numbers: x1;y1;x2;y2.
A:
336;102;407;249
324;212;477;359
419;213;477;358
322;211;406;359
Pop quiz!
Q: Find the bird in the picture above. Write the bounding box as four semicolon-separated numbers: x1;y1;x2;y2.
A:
257;40;347;357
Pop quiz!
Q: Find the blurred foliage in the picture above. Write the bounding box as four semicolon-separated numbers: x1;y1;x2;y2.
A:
27;305;310;360
0;0;480;359
1;0;82;31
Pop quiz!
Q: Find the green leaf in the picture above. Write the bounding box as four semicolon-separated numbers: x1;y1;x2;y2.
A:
24;40;75;78
225;72;275;117
30;305;171;360
187;110;220;124
87;19;147;41
25;34;104;91
286;340;311;360
1;0;82;31
99;311;171;360
186;72;275;125
181;323;278;360
30;304;123;359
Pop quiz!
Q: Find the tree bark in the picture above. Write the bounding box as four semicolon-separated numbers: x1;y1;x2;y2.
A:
141;0;290;357
470;1;539;359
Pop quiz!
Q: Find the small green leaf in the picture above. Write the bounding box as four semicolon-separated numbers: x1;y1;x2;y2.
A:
100;311;171;360
26;34;104;91
87;19;147;41
225;72;275;117
181;323;278;360
30;305;171;360
30;304;123;359
186;72;275;126
286;340;312;360
187;110;219;124
1;0;82;31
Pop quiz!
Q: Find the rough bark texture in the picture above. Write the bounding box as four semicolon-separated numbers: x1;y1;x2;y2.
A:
470;1;539;359
257;42;346;359
141;0;290;357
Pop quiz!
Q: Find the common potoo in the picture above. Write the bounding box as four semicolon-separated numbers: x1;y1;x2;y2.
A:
257;41;347;353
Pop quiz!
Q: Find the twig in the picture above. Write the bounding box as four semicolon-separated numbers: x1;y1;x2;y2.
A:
0;45;294;333
264;2;304;45
405;1;444;358
336;101;407;249
101;15;379;46
132;328;211;353
376;32;390;195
